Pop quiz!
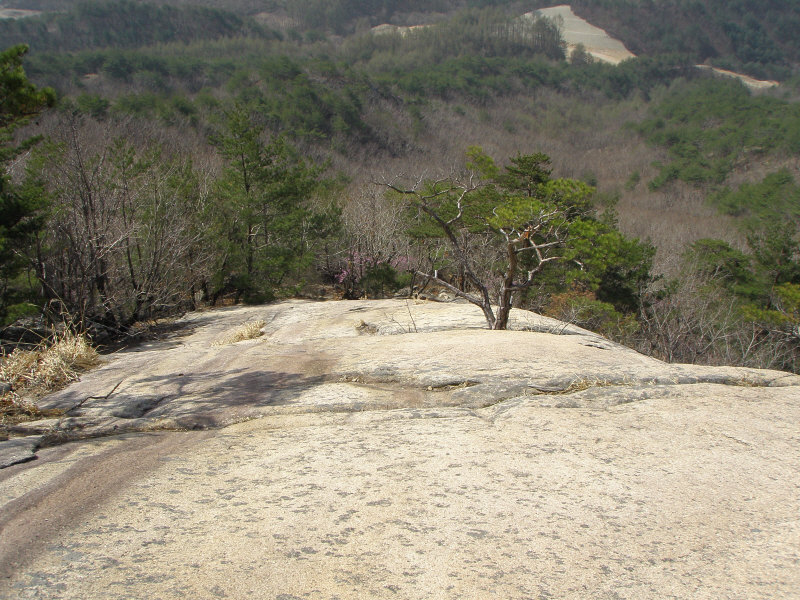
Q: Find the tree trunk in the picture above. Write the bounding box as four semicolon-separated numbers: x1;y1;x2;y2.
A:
493;241;517;330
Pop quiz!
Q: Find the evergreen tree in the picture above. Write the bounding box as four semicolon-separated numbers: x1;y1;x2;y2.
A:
386;148;652;330
0;45;54;325
210;105;338;302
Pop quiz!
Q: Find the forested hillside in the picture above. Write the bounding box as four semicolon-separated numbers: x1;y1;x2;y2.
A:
0;1;271;52
7;0;800;80
571;0;800;81
1;0;798;374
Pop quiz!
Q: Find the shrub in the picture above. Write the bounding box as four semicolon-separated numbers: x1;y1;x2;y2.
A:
544;289;639;343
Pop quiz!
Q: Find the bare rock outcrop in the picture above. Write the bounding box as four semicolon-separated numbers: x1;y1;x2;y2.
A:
1;299;798;599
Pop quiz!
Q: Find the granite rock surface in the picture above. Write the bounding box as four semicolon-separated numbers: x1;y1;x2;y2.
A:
1;299;798;599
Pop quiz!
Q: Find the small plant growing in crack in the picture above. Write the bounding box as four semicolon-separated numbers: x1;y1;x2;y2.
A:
426;381;479;391
355;320;379;335
381;301;420;335
535;376;634;396
559;377;615;394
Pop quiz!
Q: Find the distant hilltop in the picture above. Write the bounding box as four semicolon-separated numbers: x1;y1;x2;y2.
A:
370;3;780;90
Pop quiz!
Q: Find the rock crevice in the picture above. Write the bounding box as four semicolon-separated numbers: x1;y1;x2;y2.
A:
2;299;798;467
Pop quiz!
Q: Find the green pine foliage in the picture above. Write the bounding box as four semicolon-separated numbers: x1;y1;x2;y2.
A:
0;1;272;53
0;45;55;325
11;0;800;81
711;170;800;223
398;148;653;329
1;0;798;367
639;79;800;188
570;0;800;81
208;105;340;303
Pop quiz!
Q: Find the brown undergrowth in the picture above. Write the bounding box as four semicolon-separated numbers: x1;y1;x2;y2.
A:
1;331;99;427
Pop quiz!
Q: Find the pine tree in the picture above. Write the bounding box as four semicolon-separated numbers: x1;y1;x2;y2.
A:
0;45;54;324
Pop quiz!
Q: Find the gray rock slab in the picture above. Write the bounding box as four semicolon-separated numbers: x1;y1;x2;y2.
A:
0;436;42;469
25;300;798;446
1;299;798;598
1;385;799;599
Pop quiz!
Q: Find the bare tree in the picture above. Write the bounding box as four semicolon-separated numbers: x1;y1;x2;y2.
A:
27;116;213;332
636;270;799;371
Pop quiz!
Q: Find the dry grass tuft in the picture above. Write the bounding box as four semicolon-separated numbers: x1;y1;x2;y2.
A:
213;320;266;346
1;331;99;424
0;391;42;424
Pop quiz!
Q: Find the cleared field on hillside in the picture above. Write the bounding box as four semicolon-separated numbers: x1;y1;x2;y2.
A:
532;4;635;64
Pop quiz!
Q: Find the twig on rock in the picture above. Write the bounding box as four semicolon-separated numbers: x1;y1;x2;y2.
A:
66;379;125;415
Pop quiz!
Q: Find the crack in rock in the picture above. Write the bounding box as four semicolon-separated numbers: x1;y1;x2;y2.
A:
4;299;798;465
